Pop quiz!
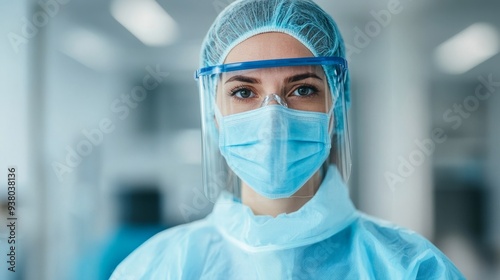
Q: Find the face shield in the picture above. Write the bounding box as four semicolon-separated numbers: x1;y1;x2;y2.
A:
195;57;350;202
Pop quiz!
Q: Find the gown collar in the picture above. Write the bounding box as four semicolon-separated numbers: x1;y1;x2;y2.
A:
209;165;359;252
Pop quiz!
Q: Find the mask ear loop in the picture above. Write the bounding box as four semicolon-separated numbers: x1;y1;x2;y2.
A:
327;98;336;138
321;75;339;184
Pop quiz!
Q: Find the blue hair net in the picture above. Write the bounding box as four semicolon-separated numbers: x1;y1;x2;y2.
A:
199;0;351;131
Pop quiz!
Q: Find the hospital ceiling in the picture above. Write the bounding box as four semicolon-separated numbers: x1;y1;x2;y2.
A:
40;0;499;81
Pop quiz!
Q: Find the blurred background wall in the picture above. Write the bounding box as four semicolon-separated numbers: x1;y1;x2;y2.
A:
0;0;499;279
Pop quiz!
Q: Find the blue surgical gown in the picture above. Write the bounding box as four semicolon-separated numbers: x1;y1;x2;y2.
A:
111;166;465;279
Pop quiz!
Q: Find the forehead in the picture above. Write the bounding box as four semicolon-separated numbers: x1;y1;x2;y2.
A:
224;32;314;64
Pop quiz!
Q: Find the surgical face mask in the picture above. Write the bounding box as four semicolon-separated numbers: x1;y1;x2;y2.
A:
195;57;350;202
215;101;332;199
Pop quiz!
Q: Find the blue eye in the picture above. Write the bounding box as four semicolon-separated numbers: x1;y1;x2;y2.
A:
293;86;317;96
232;88;255;99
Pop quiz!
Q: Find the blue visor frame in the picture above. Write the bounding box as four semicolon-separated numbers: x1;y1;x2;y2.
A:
194;56;347;80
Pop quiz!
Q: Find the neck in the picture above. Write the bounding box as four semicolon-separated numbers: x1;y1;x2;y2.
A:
241;169;324;217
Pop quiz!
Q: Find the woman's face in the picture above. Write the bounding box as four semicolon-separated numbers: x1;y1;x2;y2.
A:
216;32;332;116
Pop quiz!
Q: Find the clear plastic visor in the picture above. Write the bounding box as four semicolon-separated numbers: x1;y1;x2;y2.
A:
196;58;350;202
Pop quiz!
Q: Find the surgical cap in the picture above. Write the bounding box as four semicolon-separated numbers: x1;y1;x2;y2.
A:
199;0;351;125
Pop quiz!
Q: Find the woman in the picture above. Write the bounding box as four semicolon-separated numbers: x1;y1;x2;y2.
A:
111;0;464;278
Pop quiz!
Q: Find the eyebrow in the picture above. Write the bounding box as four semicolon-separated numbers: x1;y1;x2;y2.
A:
223;72;323;85
286;72;323;83
224;75;261;84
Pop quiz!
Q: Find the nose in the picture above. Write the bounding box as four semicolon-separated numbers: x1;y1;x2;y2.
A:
260;94;288;108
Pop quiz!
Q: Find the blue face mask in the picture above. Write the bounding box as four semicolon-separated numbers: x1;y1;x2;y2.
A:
216;104;332;199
